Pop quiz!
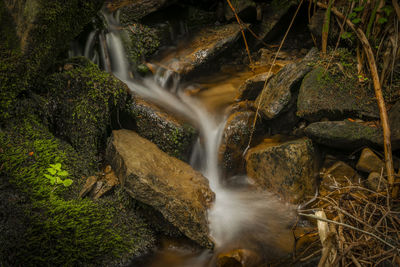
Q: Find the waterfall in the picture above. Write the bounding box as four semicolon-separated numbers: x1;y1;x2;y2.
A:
81;10;296;265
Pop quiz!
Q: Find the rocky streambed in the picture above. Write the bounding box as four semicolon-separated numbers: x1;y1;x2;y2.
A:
1;0;400;266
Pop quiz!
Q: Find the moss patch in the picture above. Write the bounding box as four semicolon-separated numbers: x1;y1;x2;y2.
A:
0;114;155;266
44;57;130;168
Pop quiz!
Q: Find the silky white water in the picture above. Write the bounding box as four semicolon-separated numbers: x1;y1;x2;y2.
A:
79;11;296;265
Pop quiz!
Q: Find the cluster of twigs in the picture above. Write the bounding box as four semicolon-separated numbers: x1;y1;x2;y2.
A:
297;177;400;266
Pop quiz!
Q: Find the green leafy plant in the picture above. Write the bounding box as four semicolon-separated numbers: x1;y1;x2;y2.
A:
45;163;73;187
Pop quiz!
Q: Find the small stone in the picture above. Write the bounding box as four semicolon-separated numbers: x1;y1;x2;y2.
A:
78;176;97;198
356;148;385;174
321;161;360;194
366;172;387;192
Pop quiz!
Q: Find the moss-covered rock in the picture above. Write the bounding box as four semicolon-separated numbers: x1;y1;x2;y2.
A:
44;57;130;168
0;114;155;266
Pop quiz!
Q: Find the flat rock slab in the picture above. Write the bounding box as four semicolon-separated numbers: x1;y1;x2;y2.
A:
106;129;215;248
157;23;242;77
254;48;317;120
304;120;383;150
245;137;316;203
297;67;379;122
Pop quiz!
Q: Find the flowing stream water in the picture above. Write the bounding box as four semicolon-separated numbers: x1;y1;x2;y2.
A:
77;11;297;266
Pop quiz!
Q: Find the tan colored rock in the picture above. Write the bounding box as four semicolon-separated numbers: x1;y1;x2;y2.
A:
106;129;215;248
356;148;385;174
245;137;316;203
321;161;361;194
156;23;242;77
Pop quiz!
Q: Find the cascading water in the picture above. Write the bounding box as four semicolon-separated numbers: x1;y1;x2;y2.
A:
79;10;296;266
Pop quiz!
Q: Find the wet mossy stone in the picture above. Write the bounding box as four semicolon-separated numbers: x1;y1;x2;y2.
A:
44;57;130;168
297;67;379;122
0;115;155;266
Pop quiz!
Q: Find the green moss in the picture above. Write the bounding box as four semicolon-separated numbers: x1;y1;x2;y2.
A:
122;24;160;66
44;57;130;168
0;114;154;266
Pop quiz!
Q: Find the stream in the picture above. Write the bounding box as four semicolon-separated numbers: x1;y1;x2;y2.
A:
77;10;297;267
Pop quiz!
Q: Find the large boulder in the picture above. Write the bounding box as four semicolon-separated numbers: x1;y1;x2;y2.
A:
125;94;198;161
106;129;215;248
297;67;379;122
245;137;317;203
155;23;242;78
254;48;317;120
304;120;383;150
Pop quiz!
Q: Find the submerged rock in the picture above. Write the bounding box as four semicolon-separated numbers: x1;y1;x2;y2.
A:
125;94;198;161
254;49;316;120
297;67;379;122
156;23;242;77
304;120;383;150
219;110;258;178
106;129;215;248
236;72;273;101
245;137;317;203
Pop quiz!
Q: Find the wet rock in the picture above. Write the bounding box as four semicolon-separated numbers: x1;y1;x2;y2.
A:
389;100;400;149
356;148;385;174
217;248;262;267
108;0;175;23
124;94;198;161
219;111;258;178
106;129;215;248
236;72;273;101
320;161;361;194
366;172;387;191
224;0;256;21
157;23;242;77
254;48;317;120
297;67;379;122
245;137;317;203
304;120;383;150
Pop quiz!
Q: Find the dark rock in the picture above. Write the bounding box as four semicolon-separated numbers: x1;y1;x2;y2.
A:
389;100;400;149
304;120;383;150
156;23;242;77
106;129;215;248
356;148;385;174
245;137;317;203
308;9;341;47
109;0;175;23
254;48;317;120
217;248;262;267
125;94;198;161
253;0;297;42
320;161;361;195
297;67;379;122
236;72;273;101
219;110;258;178
224;0;256;21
